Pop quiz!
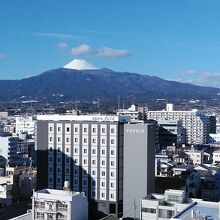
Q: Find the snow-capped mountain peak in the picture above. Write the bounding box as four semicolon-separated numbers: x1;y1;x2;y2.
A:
63;59;97;70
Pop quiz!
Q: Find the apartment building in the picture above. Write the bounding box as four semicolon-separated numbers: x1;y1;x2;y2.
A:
15;116;36;135
146;104;210;144
36;114;130;216
32;188;87;220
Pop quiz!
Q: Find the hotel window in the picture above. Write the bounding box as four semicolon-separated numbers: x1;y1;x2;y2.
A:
66;137;70;142
74;138;78;143
57;178;61;183
83;180;87;186
66;127;70;132
57;127;61;132
83;138;87;144
57;167;61;173
83;159;87;164
74;148;78;153
101;128;106;133
66;148;69;153
102;171;105;176
111;172;114;177
74;127;78;132
111;128;115;134
111;161;114;166
111;194;114;199
49;127;53;132
111;183;114;188
111;139;115;144
101;193;105;198
101;182;105;187
92;149;96;154
92;160;96;165
92;128;96;133
84;127;87;132
58;137;61;142
74;169;78;174
74;159;78;164
102;160;105;166
66;168;69;174
92;170;96;175
66;158;70;164
84;149;87;154
111;150;115;156
102;150;105;155
92;138;96;144
49;137;53;142
101;139;105;144
74;179;78;184
92;192;95;197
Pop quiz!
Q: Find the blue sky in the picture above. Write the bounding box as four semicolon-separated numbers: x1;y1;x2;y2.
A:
1;0;220;87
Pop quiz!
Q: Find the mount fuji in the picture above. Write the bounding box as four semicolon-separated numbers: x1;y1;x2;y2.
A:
0;59;219;102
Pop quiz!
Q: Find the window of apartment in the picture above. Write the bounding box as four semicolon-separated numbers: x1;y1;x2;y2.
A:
101;160;105;166
83;138;87;144
92;181;96;186
111;194;114;199
111;172;114;177
49;157;52;162
111;150;115;156
74;138;78;143
74;169;78;174
83;127;87;133
92;160;96;165
66;168;69;174
101;150;105;155
92;138;96;144
102;171;105;176
92;192;95;197
111;183;114;188
74;127;78;132
111;161;114;166
111;139;115;144
83;180;87;186
57;127;61;132
74;159;78;164
57;168;61;173
92;128;96;133
66;137;70;143
66;158;70;164
49;167;52;172
66;148;69;153
84;149;87;154
57;178;61;183
66;127;70;132
74;179;78;185
101;139;105;144
49;127;53;132
101;128;106;133
57;158;61;163
57;137;61;142
92;170;96;175
92;149;96;154
74;148;78;153
49;177;53;183
49;137;53;142
101;182;105;187
83;159;87;164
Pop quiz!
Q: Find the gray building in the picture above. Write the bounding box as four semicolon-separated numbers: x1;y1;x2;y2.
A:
36;114;129;217
123;122;156;219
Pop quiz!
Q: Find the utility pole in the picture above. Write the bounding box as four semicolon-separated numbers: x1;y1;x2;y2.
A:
134;199;136;220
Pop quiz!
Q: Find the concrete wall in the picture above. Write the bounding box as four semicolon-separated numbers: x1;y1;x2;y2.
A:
123;123;156;219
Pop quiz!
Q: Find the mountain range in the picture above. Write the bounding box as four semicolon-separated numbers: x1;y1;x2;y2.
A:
0;59;219;102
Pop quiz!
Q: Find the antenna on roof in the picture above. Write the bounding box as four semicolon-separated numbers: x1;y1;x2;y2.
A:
118;96;120;110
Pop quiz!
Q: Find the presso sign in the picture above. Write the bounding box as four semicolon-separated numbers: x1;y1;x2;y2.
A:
126;128;145;134
92;116;116;122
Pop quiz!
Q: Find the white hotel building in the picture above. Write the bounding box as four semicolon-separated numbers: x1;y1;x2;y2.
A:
36;114;130;216
146;104;210;144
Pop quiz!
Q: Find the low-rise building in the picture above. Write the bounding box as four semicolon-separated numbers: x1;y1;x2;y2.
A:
32;188;88;220
0;183;13;206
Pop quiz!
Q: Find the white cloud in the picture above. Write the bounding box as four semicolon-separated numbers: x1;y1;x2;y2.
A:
177;70;220;88
0;53;6;59
58;42;68;49
97;47;130;57
31;32;82;40
70;44;130;58
71;44;93;56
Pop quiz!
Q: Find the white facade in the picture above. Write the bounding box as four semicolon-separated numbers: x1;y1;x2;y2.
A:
185;150;204;165
141;190;189;220
117;104;140;120
146;104;210;144
213;150;220;163
0;183;13;206
16;116;36;135
32;189;88;220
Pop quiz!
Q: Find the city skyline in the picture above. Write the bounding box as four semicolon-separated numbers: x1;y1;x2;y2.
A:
1;0;220;88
